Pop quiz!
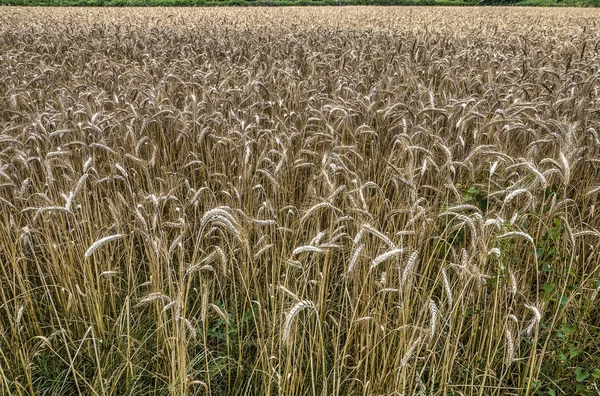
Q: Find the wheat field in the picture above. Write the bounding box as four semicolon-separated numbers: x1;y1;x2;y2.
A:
1;6;600;395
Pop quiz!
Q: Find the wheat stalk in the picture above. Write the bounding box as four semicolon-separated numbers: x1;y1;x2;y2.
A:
85;234;123;258
282;300;316;345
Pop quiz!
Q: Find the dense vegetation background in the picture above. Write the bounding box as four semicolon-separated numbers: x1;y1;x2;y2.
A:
1;0;599;7
1;6;600;396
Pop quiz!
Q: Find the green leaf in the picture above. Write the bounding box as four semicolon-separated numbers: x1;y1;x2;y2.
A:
558;350;567;362
553;217;561;229
592;368;600;379
561;324;576;336
543;281;555;294
547;389;556;396
536;247;544;259
529;380;540;391
575;367;589;382
541;262;554;273
568;345;581;359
